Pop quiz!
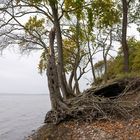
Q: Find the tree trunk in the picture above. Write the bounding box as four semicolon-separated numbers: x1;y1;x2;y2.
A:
69;70;74;92
49;3;74;99
87;40;97;84
74;18;81;95
103;55;108;83
74;70;80;94
121;0;129;72
47;28;68;110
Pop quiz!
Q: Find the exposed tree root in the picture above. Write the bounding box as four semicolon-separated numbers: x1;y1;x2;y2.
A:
45;77;140;124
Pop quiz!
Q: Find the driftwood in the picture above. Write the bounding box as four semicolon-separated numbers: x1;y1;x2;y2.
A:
45;77;140;124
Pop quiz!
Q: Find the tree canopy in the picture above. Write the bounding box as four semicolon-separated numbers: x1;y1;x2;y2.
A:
0;0;140;110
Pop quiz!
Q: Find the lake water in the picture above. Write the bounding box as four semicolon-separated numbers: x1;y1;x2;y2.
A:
0;94;51;140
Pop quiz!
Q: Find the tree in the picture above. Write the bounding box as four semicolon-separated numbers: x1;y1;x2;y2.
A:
121;0;129;72
119;0;140;73
94;60;105;79
107;38;140;78
48;0;75;99
0;0;75;110
0;0;94;110
63;38;87;95
47;28;68;110
85;0;120;83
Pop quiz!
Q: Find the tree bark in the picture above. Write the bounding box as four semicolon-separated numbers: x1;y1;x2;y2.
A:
73;70;80;94
69;70;74;92
49;2;74;99
103;55;108;83
87;40;97;84
47;28;68;110
121;0;129;72
74;19;81;94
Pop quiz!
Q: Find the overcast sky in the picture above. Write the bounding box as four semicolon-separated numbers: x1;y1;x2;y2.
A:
0;49;49;94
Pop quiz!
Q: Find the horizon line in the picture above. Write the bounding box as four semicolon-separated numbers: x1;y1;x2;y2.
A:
0;93;49;95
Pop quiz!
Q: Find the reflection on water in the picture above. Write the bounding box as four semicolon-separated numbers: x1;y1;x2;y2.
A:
0;94;51;140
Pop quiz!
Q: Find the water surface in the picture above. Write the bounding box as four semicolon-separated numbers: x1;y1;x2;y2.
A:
0;94;51;140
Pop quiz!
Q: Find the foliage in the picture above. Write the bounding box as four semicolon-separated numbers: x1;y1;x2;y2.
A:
63;39;77;72
25;16;45;33
107;38;140;79
38;49;48;74
90;0;121;28
94;60;105;78
129;39;140;71
64;0;85;19
38;38;87;74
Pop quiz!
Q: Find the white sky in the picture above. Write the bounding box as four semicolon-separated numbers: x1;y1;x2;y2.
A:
0;49;49;94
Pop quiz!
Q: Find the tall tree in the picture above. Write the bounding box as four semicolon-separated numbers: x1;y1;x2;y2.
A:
48;0;73;99
85;0;120;83
0;0;75;110
121;0;129;72
47;28;68;110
